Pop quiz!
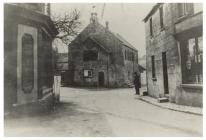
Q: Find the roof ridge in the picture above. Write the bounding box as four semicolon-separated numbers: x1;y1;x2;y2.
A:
96;22;137;51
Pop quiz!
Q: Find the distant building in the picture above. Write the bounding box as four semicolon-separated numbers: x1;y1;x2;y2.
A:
143;3;202;107
4;3;58;113
56;53;69;85
68;12;139;87
138;55;147;86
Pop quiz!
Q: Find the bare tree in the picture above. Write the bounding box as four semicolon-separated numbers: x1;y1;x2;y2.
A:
52;9;82;45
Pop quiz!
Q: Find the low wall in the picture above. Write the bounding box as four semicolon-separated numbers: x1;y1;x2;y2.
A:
175;85;203;107
11;92;54;114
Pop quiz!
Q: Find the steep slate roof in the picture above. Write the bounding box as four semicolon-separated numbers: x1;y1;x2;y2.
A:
70;21;137;52
88;36;111;53
115;33;137;51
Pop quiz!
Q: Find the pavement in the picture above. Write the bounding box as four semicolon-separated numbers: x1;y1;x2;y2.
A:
136;86;202;116
4;87;203;137
136;95;202;116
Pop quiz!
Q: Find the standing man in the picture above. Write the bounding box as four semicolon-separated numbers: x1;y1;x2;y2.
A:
133;72;141;95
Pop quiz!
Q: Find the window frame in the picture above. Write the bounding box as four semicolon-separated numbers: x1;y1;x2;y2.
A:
83;69;93;78
181;36;202;85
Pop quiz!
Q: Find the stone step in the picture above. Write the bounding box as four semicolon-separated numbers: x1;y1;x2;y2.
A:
157;97;169;103
142;91;148;96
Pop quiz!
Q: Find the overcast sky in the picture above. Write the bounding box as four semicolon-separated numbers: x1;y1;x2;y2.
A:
51;3;202;57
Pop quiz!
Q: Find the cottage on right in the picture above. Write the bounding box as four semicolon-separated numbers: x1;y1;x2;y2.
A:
143;3;203;107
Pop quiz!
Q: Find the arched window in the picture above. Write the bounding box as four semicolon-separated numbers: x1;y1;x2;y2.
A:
22;34;34;94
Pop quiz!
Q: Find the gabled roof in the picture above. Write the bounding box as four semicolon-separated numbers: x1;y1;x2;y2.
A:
115;33;137;51
143;3;162;22
95;23;137;51
70;21;137;52
84;36;111;53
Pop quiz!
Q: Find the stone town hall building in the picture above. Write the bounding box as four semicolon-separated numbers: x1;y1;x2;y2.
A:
68;12;139;87
144;3;202;107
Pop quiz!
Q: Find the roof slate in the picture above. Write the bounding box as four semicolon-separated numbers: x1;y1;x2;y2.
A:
70;21;137;52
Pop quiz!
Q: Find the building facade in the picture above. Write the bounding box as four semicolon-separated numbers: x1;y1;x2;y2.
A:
139;55;147;86
56;53;69;86
68;13;139;87
4;4;58;112
144;3;202;107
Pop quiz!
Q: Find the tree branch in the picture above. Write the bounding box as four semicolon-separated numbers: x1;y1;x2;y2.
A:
52;9;81;46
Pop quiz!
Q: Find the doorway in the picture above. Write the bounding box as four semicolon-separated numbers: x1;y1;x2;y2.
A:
98;72;104;87
162;52;169;94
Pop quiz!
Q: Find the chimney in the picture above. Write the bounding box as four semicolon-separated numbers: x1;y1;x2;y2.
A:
105;21;109;30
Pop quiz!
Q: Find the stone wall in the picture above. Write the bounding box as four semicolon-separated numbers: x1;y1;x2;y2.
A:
145;3;203;107
4;4;57;112
122;46;138;85
69;21;139;88
145;3;180;99
4;16;18;111
69;38;109;86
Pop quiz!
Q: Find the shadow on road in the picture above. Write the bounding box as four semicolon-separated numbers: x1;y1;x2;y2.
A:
65;86;133;91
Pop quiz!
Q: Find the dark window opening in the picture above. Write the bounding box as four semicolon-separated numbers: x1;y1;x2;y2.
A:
125;50;135;62
151;56;156;79
159;6;164;29
150;18;153;37
83;50;98;61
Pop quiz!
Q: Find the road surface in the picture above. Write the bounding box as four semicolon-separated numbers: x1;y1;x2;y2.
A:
5;87;202;137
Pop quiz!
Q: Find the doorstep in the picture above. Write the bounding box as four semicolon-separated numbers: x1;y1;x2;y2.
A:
136;95;202;115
